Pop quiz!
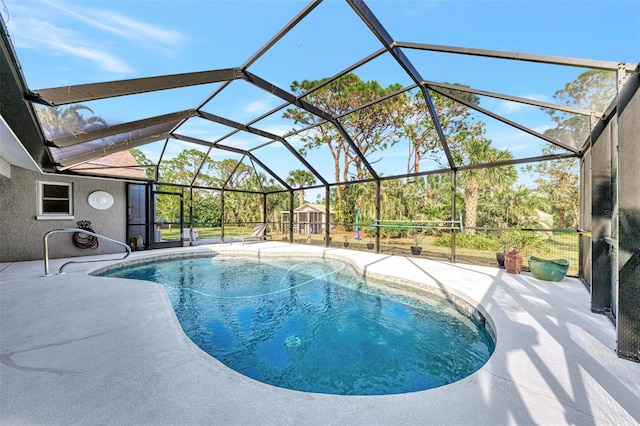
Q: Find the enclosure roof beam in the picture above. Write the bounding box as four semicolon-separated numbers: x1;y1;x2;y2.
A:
1;18;55;172
29;68;243;107
189;147;214;187
347;0;455;169
335;83;418;120
395;41;637;72
172;132;224;150
241;70;363;180
231;48;388;144
333;118;379;180
424;80;601;118
50;109;198;147
153;138;170;182
282;82;417;138
455;152;577;172
242;70;336;122
56;131;172;169
199;110;285;143
215;148;578;194
429;86;580;154
243;153;291;190
172;133;292;191
236;48;387;139
298;48;388;98
222;154;248;190
197;110;329;185
371;152;577;183
279;139;329;186
250;154;291;189
242;0;322;69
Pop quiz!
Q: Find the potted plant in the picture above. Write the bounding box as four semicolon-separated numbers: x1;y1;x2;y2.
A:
410;229;426;256
343;236;350;247
366;227;375;250
502;231;542;274
496;232;509;268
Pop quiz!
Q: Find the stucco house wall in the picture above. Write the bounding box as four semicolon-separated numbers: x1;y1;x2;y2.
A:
0;164;127;262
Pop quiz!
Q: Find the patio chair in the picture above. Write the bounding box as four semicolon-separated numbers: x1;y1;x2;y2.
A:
234;223;272;245
182;228;199;241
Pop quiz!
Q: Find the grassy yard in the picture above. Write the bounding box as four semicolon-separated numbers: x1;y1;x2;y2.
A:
159;226;580;277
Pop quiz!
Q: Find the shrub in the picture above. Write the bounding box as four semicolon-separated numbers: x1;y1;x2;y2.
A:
435;232;499;251
380;224;411;239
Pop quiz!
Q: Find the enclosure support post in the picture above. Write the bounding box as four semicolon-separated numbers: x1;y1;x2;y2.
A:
616;72;640;361
375;179;381;253
188;186;194;246
451;170;457;263
325;186;331;247
262;192;267;231
220;190;225;244
590;102;615;316
289;190;295;244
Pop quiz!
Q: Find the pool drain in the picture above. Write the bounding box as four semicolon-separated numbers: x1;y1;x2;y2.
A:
285;335;302;348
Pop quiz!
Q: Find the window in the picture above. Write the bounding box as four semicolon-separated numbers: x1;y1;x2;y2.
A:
38;181;73;219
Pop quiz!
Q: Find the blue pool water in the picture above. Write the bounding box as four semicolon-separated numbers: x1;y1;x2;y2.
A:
100;256;494;395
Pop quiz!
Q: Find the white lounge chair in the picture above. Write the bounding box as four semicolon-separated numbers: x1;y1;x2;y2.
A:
234;223;272;245
182;228;199;241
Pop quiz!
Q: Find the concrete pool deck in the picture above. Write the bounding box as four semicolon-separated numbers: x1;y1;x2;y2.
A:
1;242;639;425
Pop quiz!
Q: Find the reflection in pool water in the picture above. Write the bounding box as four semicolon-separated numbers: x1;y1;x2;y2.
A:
101;256;494;395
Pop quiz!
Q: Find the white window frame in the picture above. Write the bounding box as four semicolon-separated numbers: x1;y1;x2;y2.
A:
37;181;74;220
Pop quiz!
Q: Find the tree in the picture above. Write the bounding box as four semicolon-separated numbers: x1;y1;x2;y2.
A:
129;148;155;179
542;68;615;151
286;169;316;207
395;87;480;174
212;159;252;189
283;73;403;226
530;69;613;228
483;185;547;228
453;138;516;233
158;149;209;186
34;104;107;140
422;174;453;221
191;195;222;227
526;148;579;228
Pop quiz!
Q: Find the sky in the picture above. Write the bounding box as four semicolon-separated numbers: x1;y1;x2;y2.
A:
3;0;639;191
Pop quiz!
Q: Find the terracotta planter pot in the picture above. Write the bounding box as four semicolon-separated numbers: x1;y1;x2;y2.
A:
504;249;523;274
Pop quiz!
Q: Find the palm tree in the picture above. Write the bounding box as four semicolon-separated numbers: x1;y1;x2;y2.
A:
484;185;547;228
34;104;106;140
454;137;516;233
286;169;316;207
422;174;453;221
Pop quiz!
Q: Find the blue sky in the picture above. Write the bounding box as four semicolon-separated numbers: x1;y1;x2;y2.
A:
3;0;639;188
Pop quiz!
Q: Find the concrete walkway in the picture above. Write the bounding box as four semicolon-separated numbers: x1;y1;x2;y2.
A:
1;242;639;425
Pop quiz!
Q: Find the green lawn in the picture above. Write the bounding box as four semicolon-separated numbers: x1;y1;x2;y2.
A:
159;226;580;276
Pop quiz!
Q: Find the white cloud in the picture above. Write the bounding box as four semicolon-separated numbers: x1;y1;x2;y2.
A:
493;93;552;114
5;0;190;76
43;0;189;57
259;123;298;138
9;17;132;74
244;100;271;114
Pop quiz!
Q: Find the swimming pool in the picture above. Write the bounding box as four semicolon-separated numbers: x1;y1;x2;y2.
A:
99;254;494;395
